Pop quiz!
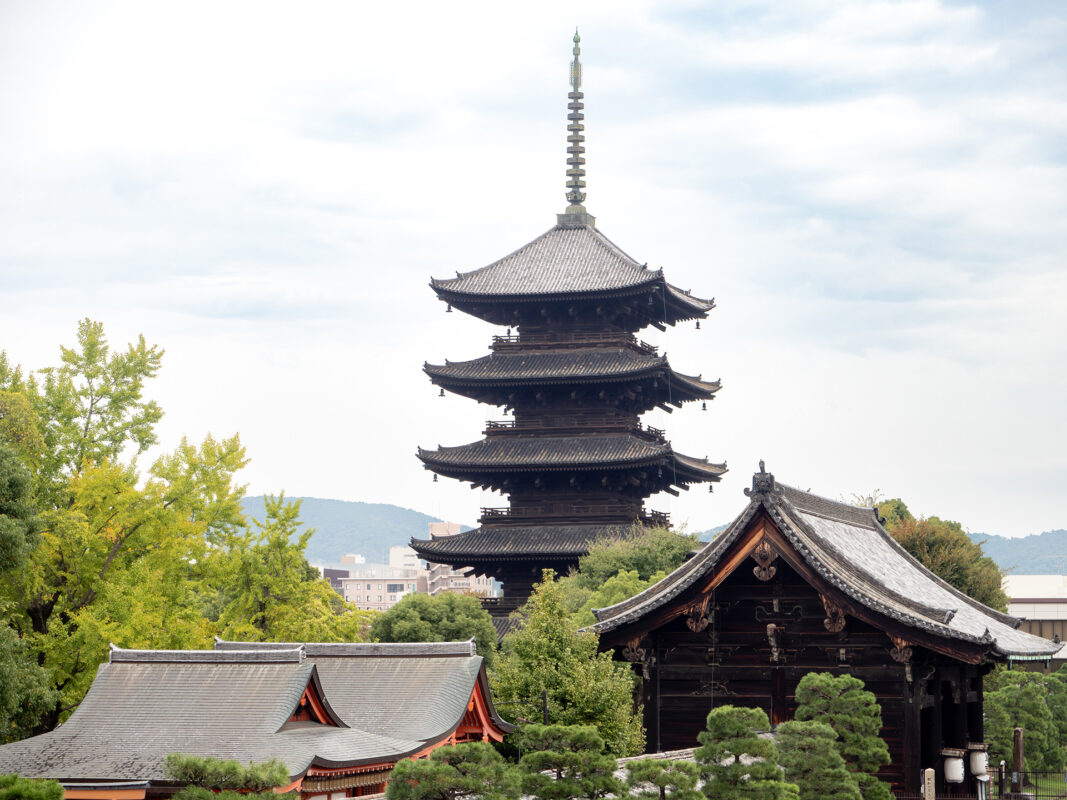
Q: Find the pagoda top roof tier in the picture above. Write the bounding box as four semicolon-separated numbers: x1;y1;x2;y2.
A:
417;434;726;485
425;349;720;405
431;224;713;325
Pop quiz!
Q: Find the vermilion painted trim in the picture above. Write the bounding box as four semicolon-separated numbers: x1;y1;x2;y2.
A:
64;791;146;800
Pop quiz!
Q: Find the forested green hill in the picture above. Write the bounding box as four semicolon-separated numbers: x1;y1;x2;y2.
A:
969;530;1067;574
241;496;469;564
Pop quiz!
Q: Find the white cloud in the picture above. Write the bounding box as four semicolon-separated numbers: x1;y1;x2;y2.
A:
0;0;1064;539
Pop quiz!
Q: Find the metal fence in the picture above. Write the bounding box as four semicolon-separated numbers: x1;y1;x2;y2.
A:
895;770;1067;799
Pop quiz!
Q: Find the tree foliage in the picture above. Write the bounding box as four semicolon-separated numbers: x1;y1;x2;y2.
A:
556;527;694;626
0;320;372;737
0;774;64;800
0;626;57;745
491;572;644;756
694;705;798;800
793;673;890;800
371;592;498;667
625;757;702;800
984;669;1063;771
0;443;37;572
164;753;289;791
776;720;861;800
876;498;1008;611
386;742;520;800
209;494;374;643
519;724;620;800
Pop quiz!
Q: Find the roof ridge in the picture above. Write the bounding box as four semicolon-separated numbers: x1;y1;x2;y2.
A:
109;644;305;664
213;638;478;657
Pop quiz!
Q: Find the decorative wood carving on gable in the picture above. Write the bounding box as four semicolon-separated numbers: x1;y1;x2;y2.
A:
685;597;713;632
621;637;652;679
820;593;847;633
889;635;913;664
751;539;778;581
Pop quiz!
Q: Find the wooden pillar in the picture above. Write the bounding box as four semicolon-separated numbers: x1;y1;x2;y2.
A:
903;669;921;790
932;670;944;794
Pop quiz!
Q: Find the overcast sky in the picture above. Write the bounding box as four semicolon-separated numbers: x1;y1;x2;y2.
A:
1;1;1065;539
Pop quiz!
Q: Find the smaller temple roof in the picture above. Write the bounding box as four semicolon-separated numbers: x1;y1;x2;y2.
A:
589;466;1059;661
0;642;513;786
0;647;414;782
431;224;713;321
212;639;513;742
425;349;720;401
418;434;726;481
413;523;634;562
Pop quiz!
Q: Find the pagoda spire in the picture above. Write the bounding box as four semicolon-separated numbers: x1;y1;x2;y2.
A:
558;30;596;228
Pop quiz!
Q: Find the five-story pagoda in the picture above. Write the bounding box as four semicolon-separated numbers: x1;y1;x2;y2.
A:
413;33;725;624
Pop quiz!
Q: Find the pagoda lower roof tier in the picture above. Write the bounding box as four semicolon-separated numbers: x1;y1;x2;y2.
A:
431;224;713;326
425;349;720;406
417;434;726;486
412;523;636;563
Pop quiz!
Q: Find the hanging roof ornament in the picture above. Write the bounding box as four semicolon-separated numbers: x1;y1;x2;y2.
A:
558;29;596;228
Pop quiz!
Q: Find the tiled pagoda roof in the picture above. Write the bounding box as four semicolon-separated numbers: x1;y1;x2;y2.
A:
431;224;712;319
412;523;634;561
589;468;1059;660
417;434;726;480
425;349;720;399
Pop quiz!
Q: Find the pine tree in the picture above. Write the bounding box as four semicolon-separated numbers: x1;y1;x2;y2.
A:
519;724;621;800
793;673;891;800
776;720;861;800
694;705;798;800
386;742;521;800
625;757;702;800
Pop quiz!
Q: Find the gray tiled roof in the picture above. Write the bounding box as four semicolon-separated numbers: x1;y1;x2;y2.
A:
413;524;635;560
589;472;1059;659
212;639;513;742
0;658;419;781
424;350;720;397
418;435;726;479
213;640;478;658
431;224;712;316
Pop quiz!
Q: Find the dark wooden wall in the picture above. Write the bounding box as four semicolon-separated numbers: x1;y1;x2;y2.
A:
624;561;986;794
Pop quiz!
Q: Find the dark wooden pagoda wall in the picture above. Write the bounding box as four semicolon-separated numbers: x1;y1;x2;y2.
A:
623;562;986;794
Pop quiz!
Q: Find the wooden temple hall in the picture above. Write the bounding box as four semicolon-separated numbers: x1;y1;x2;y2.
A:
412;32;725;628
590;465;1060;795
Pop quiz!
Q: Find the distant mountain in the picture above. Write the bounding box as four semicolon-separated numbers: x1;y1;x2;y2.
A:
969;529;1067;575
241;496;470;565
698;524;729;542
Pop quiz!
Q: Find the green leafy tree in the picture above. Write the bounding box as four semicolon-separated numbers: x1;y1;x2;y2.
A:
0;443;38;572
876;499;1008;611
776;720;861;800
695;705;798;800
566;569;665;628
491;572;644;756
574;528;696;588
519;724;621;800
0;774;64;800
985;670;1062;771
210;494;374;643
172;790;281;800
793;673;890;800
386;742;521;800
625;757;702;800
1046;667;1067;757
0;626;57;744
371;592;498;667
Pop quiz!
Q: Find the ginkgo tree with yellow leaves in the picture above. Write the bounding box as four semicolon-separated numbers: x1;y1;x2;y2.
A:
0;320;373;739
